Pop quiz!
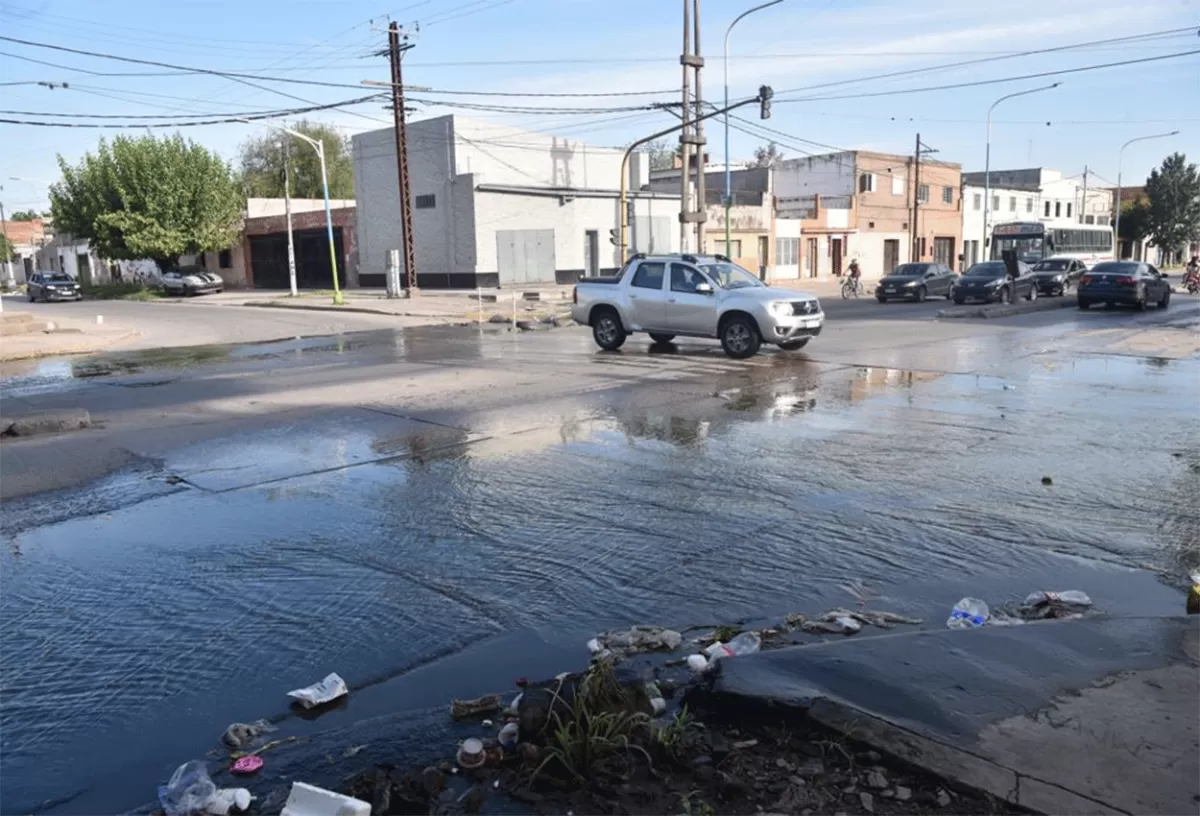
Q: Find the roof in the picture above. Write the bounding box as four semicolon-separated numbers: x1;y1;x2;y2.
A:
1;219;45;246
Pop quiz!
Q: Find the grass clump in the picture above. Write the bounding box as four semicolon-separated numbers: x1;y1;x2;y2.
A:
84;282;163;300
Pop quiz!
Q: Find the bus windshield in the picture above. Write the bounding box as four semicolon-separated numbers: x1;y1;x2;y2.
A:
991;235;1044;263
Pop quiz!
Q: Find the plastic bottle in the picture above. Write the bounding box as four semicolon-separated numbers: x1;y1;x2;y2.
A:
704;632;762;659
946;598;989;629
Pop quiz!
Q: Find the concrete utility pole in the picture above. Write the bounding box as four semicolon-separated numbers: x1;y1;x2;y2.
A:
389;21;418;295
283;138;298;296
1079;165;1087;224
912;133;921;261
0;194;13;296
677;0;707;254
691;0;706;254
679;0;692;254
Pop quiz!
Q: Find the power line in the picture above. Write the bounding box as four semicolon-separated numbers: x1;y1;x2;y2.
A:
423;0;516;26
0;94;387;128
407;98;668;115
781;49;1200;104
774;27;1197;98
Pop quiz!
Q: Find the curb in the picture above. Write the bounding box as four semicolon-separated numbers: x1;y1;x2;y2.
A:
1;409;92;438
937;297;1077;320
0;330;140;362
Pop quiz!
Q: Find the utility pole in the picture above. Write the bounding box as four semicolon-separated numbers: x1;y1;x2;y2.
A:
0;196;13;301
911;132;921;261
678;0;692;254
283;138;298;296
388;21;418;295
690;0;706;254
1079;165;1088;224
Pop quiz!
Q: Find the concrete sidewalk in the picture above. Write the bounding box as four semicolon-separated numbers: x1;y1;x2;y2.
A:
709;617;1199;815
0;311;139;362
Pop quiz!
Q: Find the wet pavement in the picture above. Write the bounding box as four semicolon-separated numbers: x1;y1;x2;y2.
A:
2;301;1199;813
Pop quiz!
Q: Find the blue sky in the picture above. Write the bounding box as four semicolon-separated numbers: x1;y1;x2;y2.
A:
1;0;1197;213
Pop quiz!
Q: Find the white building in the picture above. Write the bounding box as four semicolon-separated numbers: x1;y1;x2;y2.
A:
962;168;1113;264
353;115;680;288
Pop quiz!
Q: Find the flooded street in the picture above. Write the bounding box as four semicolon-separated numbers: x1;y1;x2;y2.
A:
2;303;1198;813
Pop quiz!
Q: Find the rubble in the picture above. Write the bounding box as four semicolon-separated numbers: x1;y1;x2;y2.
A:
588;625;683;661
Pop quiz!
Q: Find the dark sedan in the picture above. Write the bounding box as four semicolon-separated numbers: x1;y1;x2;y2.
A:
876;262;957;302
952;260;1037;305
1031;258;1086;296
26;272;82;302
1077;261;1170;311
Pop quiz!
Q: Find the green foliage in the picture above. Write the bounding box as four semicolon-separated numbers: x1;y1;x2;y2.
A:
51;134;243;270
239;120;354;200
654;705;694;759
84;282;163;300
642;138;678;171
0;234;13;261
1144;152;1200;255
752;141;785;168
713;624;741;643
9;209;44;221
1119;196;1152;244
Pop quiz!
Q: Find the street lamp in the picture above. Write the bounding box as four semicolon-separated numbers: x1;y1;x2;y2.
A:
239;119;344;305
982;83;1059;261
723;0;783;255
1114;130;1178;260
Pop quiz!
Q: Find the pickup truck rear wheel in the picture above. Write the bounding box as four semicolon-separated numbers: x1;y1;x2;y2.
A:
648;333;675;344
720;314;762;359
591;309;627;350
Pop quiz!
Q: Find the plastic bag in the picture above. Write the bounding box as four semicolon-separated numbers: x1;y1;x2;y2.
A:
946;598;989;629
287;672;348;709
159;761;217;816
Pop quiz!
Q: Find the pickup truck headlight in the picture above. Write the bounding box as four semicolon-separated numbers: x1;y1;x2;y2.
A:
769;301;793;317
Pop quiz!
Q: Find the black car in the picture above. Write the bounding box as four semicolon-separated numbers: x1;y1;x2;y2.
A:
952;260;1037;305
1077;261;1170;311
27;271;82;302
1031;258;1087;296
876;262;957;302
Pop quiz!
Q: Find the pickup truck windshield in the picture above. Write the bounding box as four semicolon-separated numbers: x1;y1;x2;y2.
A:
699;261;763;290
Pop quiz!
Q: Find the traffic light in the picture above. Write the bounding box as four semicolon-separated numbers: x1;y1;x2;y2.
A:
609;228;620;246
759;85;773;120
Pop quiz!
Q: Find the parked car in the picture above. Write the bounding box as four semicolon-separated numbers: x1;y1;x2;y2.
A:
952;260;1037;305
876;262;957;302
571;253;824;359
162;266;224;296
26;271;82;302
1077;261;1170;311
1031;257;1086;296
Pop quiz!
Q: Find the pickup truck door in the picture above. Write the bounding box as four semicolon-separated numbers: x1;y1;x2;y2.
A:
625;260;670;331
665;263;718;335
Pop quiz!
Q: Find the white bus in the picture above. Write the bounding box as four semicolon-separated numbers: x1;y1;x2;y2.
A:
990;222;1114;266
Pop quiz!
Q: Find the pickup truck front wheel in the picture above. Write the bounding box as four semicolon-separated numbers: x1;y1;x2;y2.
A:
591;309;627;351
720;314;762;359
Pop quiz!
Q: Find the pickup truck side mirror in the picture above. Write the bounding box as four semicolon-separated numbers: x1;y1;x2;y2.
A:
695;282;714;294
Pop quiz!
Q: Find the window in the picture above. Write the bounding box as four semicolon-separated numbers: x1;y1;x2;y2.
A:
891;174;905;196
1085;215;1094;224
917;184;929;203
942;186;953;204
670;263;707;293
973;193;982;211
1026;197;1033;213
775;237;799;265
218;249;232;269
1008;196;1016;212
859;173;876;193
1054;202;1061;217
415;194;436;209
1044;201;1052;217
630;261;665;290
991;195;1000;210
1066;203;1072;218
715;239;742;257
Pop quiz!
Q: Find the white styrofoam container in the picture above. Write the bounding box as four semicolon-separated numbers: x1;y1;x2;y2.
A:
279;782;370;816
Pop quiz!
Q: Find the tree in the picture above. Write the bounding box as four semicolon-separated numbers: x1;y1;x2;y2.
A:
51;133;243;272
0;234;13;261
1118;196;1152;245
1143;152;1200;258
751;141;785;168
9;209;44;222
644;138;678;171
239;120;354;199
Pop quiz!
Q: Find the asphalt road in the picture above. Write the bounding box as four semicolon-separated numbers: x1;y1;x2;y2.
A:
2;293;1198;814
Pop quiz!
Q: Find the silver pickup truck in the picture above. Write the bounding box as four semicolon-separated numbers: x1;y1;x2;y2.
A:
570;253;824;359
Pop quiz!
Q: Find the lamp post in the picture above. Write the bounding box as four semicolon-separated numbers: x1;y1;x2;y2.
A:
1114;130;1178;261
982;83;1059;261
723;0;782;256
239;120;343;305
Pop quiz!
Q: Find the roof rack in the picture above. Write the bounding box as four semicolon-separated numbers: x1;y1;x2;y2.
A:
681;253;698;263
713;253;729;262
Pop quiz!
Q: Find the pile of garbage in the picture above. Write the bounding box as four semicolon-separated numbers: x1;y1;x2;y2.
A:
946;590;1095;629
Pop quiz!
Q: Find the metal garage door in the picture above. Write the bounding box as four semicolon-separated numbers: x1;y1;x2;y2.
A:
496;229;556;285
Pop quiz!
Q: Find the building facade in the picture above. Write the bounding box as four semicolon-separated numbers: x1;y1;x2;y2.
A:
961;167;1114;264
353;115;679;289
776;150;963;276
2;218;47;284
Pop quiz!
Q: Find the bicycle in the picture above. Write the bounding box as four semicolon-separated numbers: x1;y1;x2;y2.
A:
841;277;863;299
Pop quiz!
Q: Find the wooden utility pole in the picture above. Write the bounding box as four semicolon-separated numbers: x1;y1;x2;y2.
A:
388;22;418;295
911;132;921;261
